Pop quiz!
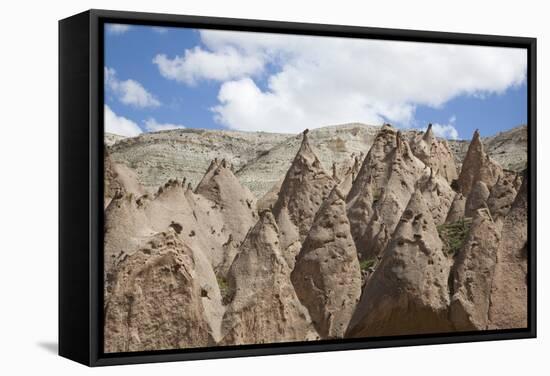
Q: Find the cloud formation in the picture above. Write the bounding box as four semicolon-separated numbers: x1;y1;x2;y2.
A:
144;118;186;132
155;30;526;134
152;27;169;34
104;105;142;137
422;115;460;140
431;123;459;140
105;67;160;108
106;24;131;35
154;46;264;85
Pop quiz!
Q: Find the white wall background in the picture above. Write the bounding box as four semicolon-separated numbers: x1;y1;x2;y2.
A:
0;0;546;374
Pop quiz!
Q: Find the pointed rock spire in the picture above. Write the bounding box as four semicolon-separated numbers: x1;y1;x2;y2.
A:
346;191;453;337
104;193;153;279
457;129;503;196
272;129;336;267
347;125;427;261
488;174;528;329
423;123;434;142
347;124;398;208
194;158;258;274
450;208;500;330
220;211;319;345
410;123;458;184
417;168;456;226
104;150;146;208
291;187;361;339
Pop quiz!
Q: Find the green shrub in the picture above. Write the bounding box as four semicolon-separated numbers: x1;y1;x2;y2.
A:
437;218;472;256
359;258;376;271
217;276;231;304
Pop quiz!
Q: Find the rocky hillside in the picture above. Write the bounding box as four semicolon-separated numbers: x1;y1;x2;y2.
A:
107;124;527;200
105;133;127;146
103;123;529;352
447;125;527;171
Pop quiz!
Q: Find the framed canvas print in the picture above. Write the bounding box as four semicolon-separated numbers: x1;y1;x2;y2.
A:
59;9;537;366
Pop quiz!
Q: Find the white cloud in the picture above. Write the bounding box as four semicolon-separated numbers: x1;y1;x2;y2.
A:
422;116;459;140
144;118;186;132
106;24;131;35
158;30;527;133
430;123;459;140
153;46;265;85
104;105;142;137
105;67;160;108
152;27;168;34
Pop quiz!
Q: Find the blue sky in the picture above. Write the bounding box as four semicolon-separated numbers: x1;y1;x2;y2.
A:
104;23;527;139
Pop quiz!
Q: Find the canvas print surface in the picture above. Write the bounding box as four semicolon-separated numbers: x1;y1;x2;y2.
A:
103;23;529;353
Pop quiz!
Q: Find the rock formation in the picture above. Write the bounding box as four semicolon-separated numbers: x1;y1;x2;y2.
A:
103;122;529;350
195;158;258;237
105;150;125;206
488;175;528;329
142;178;226;270
417;167;456;226
347;126;427;261
445;193;466;223
272;129;336;268
411;124;458;183
449;208;500;330
104;150;146;208
346;191;453;337
257;177;284;212
457;129;503;197
486;174;518;227
103;179;233;343
464;180;490;218
220;211;319;345
195;158;258;275
104;230;212;352
347;124;399;209
104;193;154;279
107;124;526;199
291;187;362;339
331;153;363;195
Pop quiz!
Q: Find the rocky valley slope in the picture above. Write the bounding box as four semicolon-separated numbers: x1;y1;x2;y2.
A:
103;123;529;352
108;123;527;201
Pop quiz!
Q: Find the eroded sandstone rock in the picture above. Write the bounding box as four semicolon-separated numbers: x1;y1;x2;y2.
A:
104;182;227;342
291;187;361;339
346;191;453;337
464;180;490;218
488;175;528;329
411;124;458;183
450;208;500;330
104;230;212;352
486;174;518;227
417;167;456;226
104;150;146;208
220;211;319;345
347;126;427;261
272;129;336;268
195;158;258;275
446;193;466;223
457;130;503;196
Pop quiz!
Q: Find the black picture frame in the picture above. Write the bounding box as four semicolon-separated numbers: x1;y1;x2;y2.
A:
59;9;537;367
